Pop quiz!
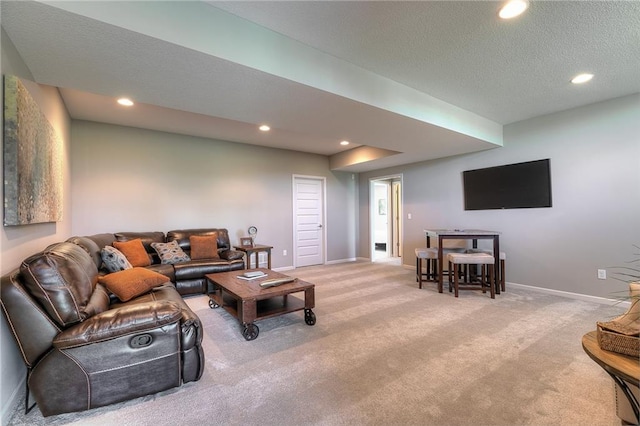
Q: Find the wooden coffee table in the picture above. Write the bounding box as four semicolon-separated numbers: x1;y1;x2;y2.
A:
205;269;316;340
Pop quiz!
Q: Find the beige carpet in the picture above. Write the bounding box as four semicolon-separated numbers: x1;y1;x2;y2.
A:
7;261;622;425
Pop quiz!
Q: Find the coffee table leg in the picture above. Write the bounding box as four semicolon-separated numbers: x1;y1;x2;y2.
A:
239;299;259;340
242;323;259;341
303;287;316;325
208;284;221;309
304;309;316;326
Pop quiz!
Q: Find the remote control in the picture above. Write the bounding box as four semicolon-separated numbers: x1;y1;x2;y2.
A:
259;278;296;288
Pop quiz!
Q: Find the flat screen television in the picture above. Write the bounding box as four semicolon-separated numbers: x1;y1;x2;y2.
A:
463;159;552;210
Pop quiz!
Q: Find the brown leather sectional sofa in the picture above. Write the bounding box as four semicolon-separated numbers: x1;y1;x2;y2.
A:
0;228;245;417
70;228;246;295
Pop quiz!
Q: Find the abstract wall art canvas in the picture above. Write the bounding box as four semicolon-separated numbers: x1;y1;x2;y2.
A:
3;75;63;226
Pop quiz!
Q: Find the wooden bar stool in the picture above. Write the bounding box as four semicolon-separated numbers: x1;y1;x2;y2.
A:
415;248;438;289
447;252;495;298
467;249;506;292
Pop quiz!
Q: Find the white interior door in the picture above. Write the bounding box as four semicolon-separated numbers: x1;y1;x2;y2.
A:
293;176;325;267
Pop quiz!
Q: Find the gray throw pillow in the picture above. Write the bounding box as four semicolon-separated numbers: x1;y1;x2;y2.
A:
101;245;133;272
151;240;191;264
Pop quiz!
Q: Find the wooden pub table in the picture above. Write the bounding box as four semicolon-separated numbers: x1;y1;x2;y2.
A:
206;269;315;341
424;229;501;295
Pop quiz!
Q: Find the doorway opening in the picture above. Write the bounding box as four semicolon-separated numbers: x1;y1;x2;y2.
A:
370;175;402;265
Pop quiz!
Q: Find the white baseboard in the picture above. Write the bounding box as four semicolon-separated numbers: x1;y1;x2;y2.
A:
326;258;358;265
507;281;632;308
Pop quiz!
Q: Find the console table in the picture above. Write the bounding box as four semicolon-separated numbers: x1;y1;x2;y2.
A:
424;229;501;294
233;244;273;270
582;330;639;423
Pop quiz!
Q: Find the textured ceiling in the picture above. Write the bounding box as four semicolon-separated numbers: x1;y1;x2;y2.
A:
2;1;638;172
212;1;640;124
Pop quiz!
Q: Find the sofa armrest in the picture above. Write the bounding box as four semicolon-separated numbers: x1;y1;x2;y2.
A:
53;300;182;349
220;249;245;261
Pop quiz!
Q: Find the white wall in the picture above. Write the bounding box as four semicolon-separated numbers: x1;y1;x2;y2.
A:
70;121;357;267
359;94;640;300
1;29;72;424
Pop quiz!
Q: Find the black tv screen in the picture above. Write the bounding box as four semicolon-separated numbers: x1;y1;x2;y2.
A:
463;159;552;210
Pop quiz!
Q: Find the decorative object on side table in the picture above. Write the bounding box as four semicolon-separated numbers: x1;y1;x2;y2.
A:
248;225;258;244
597;282;640;357
240;237;254;248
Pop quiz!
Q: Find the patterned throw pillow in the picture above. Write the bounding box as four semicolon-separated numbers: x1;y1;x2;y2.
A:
101;245;133;272
151;240;191;264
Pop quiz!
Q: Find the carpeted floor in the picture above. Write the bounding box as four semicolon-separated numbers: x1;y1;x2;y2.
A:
6;261;623;425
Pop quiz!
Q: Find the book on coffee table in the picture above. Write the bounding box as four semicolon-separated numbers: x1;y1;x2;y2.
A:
237;271;267;281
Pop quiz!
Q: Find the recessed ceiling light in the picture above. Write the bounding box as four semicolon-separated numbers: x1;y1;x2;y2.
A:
117;98;134;106
499;0;529;19
571;73;594;84
340;140;350;146
259;124;271;132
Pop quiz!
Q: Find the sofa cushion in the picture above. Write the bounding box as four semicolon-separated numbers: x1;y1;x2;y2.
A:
112;239;151;267
98;268;169;302
166;228;231;253
146;263;176;282
151;240;191;264
20;242;102;328
174;258;243;281
101;246;133;272
189;234;220;260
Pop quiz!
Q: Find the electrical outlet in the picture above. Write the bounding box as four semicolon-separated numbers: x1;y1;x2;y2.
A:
283;249;287;256
407;213;412;220
597;269;607;280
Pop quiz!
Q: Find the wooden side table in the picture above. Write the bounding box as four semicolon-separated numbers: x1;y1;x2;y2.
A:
233;244;273;270
582;331;639;423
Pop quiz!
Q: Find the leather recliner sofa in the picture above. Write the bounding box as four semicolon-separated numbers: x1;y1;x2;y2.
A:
1;240;205;416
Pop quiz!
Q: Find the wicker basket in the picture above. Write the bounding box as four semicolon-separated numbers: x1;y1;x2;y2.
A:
597;321;640;358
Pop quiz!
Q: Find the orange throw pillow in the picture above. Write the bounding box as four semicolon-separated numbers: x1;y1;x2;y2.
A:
113;239;151;267
190;234;219;260
98;268;168;302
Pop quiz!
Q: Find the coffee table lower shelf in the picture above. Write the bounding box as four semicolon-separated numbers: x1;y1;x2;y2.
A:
206;270;316;341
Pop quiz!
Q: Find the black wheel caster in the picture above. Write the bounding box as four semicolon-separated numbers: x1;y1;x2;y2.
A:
304;309;316;326
242;323;259;341
208;299;219;309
